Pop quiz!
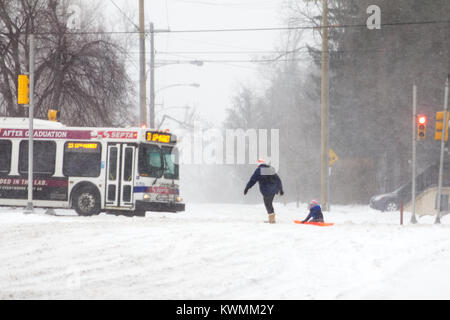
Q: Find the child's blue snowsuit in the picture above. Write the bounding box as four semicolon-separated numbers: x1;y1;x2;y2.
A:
303;204;324;223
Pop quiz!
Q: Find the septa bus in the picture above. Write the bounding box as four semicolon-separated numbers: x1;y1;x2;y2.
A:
0;117;185;216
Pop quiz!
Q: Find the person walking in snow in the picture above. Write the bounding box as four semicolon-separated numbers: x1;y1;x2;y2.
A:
301;199;324;223
244;159;284;224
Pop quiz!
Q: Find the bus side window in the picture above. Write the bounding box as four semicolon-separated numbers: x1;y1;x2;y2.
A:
109;147;118;181
123;148;133;182
63;142;102;177
0;140;12;175
19;140;56;176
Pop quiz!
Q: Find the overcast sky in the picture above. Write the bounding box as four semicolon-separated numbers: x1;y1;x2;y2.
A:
96;0;288;127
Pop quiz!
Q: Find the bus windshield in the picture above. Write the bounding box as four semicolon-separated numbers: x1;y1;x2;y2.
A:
162;146;179;180
139;144;179;179
139;144;163;178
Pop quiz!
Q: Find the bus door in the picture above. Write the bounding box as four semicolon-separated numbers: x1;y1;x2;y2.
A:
105;143;136;209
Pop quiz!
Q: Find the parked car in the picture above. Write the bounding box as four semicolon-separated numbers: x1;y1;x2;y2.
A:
369;182;412;212
370;163;450;212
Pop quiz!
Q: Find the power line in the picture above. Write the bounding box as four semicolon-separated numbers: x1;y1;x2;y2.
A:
2;19;448;36
155;50;308;54
155;19;450;33
198;58;311;63
167;34;264;51
123;58;312;63
127;41;447;57
109;0;140;31
126;48;309;55
174;0;278;9
175;0;275;5
165;0;171;28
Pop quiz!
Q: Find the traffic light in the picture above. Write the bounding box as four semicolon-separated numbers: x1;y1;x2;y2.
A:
417;114;427;140
48;109;59;122
435;111;449;142
17;75;29;105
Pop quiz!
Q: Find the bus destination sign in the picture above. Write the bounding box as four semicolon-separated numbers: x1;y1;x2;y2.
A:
146;131;174;144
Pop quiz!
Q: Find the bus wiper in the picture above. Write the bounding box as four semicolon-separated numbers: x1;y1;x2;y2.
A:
152;169;163;185
163;155;170;177
153;154;166;185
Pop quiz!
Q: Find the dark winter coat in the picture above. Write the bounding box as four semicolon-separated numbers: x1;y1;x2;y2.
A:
303;204;324;222
244;164;283;197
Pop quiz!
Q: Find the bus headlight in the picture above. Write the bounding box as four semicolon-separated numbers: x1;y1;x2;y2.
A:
176;196;182;202
143;193;151;200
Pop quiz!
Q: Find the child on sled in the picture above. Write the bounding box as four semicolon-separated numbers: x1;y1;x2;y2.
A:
301;199;324;223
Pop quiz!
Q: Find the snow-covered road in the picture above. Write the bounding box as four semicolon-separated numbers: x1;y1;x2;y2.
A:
1;203;450;300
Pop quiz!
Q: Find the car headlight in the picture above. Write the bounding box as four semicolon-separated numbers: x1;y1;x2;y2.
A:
372;195;384;202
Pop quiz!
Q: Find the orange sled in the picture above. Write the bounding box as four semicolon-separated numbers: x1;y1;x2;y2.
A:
294;220;334;227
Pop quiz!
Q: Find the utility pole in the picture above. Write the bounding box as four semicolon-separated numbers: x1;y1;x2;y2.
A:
149;22;155;128
435;76;449;224
411;84;417;224
320;0;329;211
139;0;147;127
24;34;35;214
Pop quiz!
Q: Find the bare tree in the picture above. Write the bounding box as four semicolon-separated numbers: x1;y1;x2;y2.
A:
0;0;135;127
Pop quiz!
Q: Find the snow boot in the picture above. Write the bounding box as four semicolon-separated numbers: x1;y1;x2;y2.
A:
264;213;276;224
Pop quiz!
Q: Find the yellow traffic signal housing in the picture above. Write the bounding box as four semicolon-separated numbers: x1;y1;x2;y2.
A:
17;75;29;105
48;109;60;122
417;114;427;140
435;111;449;142
329;148;339;166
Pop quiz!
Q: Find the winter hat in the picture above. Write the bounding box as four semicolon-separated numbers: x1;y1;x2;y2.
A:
309;199;319;208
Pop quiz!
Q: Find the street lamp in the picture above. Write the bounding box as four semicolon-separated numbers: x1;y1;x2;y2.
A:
155;83;200;95
149;59;203;129
154;60;204;69
151;83;199;129
156;105;191;113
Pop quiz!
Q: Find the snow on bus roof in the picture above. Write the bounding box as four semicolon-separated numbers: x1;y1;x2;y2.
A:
0;117;65;128
0;118;171;137
0;118;142;131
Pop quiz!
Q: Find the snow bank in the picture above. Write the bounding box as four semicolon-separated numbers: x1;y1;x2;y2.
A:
1;203;450;300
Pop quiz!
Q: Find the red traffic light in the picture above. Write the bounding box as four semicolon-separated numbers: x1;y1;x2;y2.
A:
417;114;427;140
417;114;427;125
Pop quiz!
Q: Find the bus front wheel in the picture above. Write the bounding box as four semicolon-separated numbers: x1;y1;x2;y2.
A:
73;188;101;216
